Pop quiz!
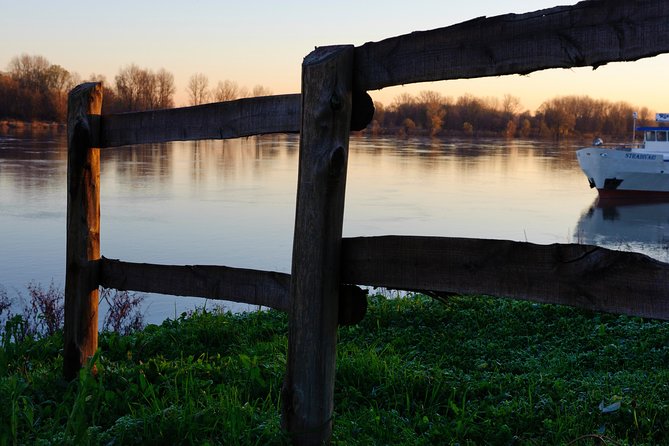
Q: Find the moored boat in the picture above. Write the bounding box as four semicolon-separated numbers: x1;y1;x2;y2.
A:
576;114;669;199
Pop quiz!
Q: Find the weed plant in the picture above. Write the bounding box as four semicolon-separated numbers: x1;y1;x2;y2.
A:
0;283;144;341
1;294;668;445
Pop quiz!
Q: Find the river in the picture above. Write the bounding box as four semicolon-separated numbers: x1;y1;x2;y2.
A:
2;129;666;324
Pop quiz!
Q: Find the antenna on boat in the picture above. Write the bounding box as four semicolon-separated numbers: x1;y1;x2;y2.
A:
632;111;637;144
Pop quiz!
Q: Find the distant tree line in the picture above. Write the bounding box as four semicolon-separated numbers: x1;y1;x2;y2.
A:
370;91;652;139
184;73;272;106
0;54;77;122
0;54;653;139
0;54;273;123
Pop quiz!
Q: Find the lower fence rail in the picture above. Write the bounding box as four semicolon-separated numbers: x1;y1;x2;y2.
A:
100;257;291;311
99;236;669;321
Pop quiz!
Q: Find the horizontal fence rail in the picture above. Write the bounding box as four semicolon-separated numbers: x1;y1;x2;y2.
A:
100;257;291;311
353;0;669;91
342;236;669;321
98;236;669;321
99;94;301;147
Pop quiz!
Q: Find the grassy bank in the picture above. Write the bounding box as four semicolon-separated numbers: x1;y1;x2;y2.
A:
1;294;668;445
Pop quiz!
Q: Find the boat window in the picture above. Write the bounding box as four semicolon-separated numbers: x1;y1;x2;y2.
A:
658;131;668;142
646;131;656;141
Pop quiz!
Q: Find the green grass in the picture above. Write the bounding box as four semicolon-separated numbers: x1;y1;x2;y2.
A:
1;294;668;445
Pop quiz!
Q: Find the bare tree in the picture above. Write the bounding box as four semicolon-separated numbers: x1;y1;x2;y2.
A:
187;73;209;105
114;64;175;111
45;65;75;121
155;68;175;109
6;54;77;121
538;97;577;138
45;65;73;93
418;90;446;136
8;54;51;91
251;84;272;97
136;68;157;110
213;79;240;102
115;64;143;111
391;92;416;110
0;73;20;119
417;90;442;105
502;94;522;115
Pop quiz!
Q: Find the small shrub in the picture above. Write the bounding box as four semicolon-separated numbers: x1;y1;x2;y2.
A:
0;283;145;342
24;281;64;337
1;315;31;347
100;288;144;335
0;286;11;318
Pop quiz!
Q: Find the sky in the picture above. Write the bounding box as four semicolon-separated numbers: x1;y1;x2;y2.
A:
2;0;669;113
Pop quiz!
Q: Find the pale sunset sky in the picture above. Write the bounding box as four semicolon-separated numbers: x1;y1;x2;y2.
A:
1;0;668;113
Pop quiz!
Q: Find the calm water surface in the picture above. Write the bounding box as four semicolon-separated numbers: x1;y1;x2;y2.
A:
1;130;666;323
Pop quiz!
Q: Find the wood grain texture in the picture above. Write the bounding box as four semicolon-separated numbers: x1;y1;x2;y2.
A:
64;82;103;380
283;45;355;446
99;258;290;311
97;235;669;322
354;0;669;91
100;94;301;147
341;236;669;320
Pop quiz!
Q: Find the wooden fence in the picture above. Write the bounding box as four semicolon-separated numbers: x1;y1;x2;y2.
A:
64;1;669;444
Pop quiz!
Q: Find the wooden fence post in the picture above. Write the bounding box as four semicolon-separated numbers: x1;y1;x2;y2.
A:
64;82;102;380
282;45;354;445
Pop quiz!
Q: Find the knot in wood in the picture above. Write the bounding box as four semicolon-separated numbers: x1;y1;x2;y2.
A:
292;388;303;413
328;146;346;180
330;93;342;111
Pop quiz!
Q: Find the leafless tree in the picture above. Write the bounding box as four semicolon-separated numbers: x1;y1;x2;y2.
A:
251;84;272;97
418;90;447;136
115;64;143;111
8;54;51;91
5;54;78;121
187;73;209;105
114;64;175;111
136;68;157;109
213;79;240;102
392;93;416;109
44;65;73;93
417;90;442;105
502;94;522;115
155;68;175;109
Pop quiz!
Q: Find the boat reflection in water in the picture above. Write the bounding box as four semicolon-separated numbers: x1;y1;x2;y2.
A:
575;197;669;263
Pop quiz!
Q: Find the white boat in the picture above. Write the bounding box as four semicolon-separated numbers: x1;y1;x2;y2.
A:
576;114;669;199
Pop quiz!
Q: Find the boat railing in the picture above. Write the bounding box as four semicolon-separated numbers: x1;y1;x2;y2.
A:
595;142;643;150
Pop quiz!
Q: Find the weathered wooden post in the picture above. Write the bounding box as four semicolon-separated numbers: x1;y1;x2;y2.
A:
64;82;102;380
282;45;354;445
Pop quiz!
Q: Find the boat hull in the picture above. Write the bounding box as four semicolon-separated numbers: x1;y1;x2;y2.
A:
576;147;669;198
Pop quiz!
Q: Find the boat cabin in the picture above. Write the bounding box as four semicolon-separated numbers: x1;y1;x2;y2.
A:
638;126;669;152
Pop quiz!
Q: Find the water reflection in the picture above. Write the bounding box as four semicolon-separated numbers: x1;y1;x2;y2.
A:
100;135;299;271
346;136;590;243
576;198;669;262
0;132;66;199
4;130;668;323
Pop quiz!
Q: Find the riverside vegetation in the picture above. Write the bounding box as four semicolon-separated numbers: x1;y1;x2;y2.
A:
1;289;668;445
1;53;653;140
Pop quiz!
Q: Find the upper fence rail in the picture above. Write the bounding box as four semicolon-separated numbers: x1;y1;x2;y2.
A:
354;0;669;90
95;0;669;149
99;94;301;148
